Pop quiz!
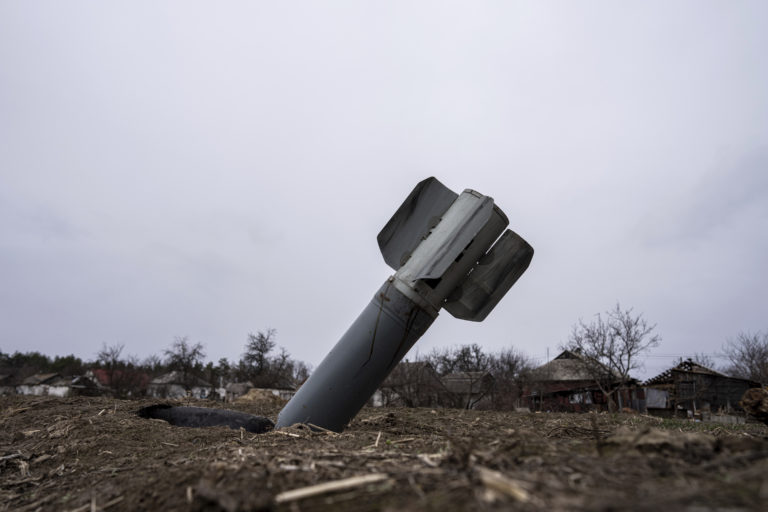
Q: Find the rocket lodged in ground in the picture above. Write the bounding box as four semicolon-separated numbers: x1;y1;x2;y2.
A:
276;177;534;432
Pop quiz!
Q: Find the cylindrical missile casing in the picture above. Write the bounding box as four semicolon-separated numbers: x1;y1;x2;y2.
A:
276;280;436;432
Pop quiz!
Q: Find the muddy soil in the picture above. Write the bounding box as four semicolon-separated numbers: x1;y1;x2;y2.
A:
1;396;767;511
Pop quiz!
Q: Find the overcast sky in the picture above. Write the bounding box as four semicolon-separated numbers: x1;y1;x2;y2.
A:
1;2;766;380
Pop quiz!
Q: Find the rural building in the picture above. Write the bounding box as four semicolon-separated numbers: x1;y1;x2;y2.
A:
441;371;495;409
16;373;99;397
524;350;638;412
88;368;151;397
644;359;760;417
69;375;100;396
374;362;448;407
147;371;213;399
263;378;298;401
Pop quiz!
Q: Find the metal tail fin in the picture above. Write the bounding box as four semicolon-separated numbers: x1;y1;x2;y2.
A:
443;229;534;321
377;177;457;270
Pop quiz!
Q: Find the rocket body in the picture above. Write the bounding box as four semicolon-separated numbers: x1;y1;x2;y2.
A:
276;281;435;431
276;178;533;431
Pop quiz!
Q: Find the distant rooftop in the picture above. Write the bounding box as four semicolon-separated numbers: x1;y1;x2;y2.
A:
644;359;728;386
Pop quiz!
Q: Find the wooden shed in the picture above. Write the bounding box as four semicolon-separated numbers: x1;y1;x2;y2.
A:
644;359;760;416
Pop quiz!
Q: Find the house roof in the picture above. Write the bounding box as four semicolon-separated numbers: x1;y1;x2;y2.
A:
441;371;494;394
150;371;212;387
70;376;98;389
644;359;755;386
382;362;443;388
90;368;151;389
529;351;598;381
48;376;73;386
21;373;62;386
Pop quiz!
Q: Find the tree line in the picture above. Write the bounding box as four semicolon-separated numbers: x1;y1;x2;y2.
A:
2;305;765;406
381;304;767;412
0;329;309;399
381;344;534;410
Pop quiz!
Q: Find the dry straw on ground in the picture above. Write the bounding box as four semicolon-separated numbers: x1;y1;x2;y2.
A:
1;396;767;511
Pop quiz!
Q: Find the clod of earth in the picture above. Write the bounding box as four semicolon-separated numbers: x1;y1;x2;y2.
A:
601;426;717;461
740;387;768;426
137;404;274;433
4;396;768;511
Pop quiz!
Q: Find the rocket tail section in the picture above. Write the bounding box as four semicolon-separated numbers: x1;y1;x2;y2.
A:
443;230;534;322
377;177;457;271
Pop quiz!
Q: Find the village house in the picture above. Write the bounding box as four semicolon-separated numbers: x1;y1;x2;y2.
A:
262;377;298;402
16;373;99;397
147;371;213;399
374;362;448;407
88;368;151;397
373;363;496;410
524;350;642;412
441;371;495;409
643;359;760;418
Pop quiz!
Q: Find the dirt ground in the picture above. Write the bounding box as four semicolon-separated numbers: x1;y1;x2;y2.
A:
1;396;767;512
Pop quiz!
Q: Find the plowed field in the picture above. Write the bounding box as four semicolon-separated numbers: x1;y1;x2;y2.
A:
2;396;767;511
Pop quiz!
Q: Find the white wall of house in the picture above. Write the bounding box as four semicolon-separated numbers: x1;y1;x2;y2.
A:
273;389;295;401
16;384;70;397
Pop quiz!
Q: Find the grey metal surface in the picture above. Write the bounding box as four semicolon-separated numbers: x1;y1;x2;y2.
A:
443;229;534;321
377;177;457;271
396;191;494;283
419;202;509;309
276;281;436;432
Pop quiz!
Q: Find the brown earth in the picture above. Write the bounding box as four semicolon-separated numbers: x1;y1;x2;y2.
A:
1;395;767;512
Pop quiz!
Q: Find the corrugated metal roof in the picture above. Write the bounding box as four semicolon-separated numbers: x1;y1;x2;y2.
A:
529;350;622;382
149;371;212;387
644;359;725;386
21;373;62;385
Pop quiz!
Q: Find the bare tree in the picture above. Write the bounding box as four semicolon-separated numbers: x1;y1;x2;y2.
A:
293;360;311;386
96;343;124;373
95;343;148;398
240;329;307;389
243;329;276;382
564;303;660;411
427;344;490;374
381;357;447;407
378;345;535;410
722;331;768;384
164;337;206;391
426;344;494;409
488;348;534;410
142;354;164;377
95;343;126;396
